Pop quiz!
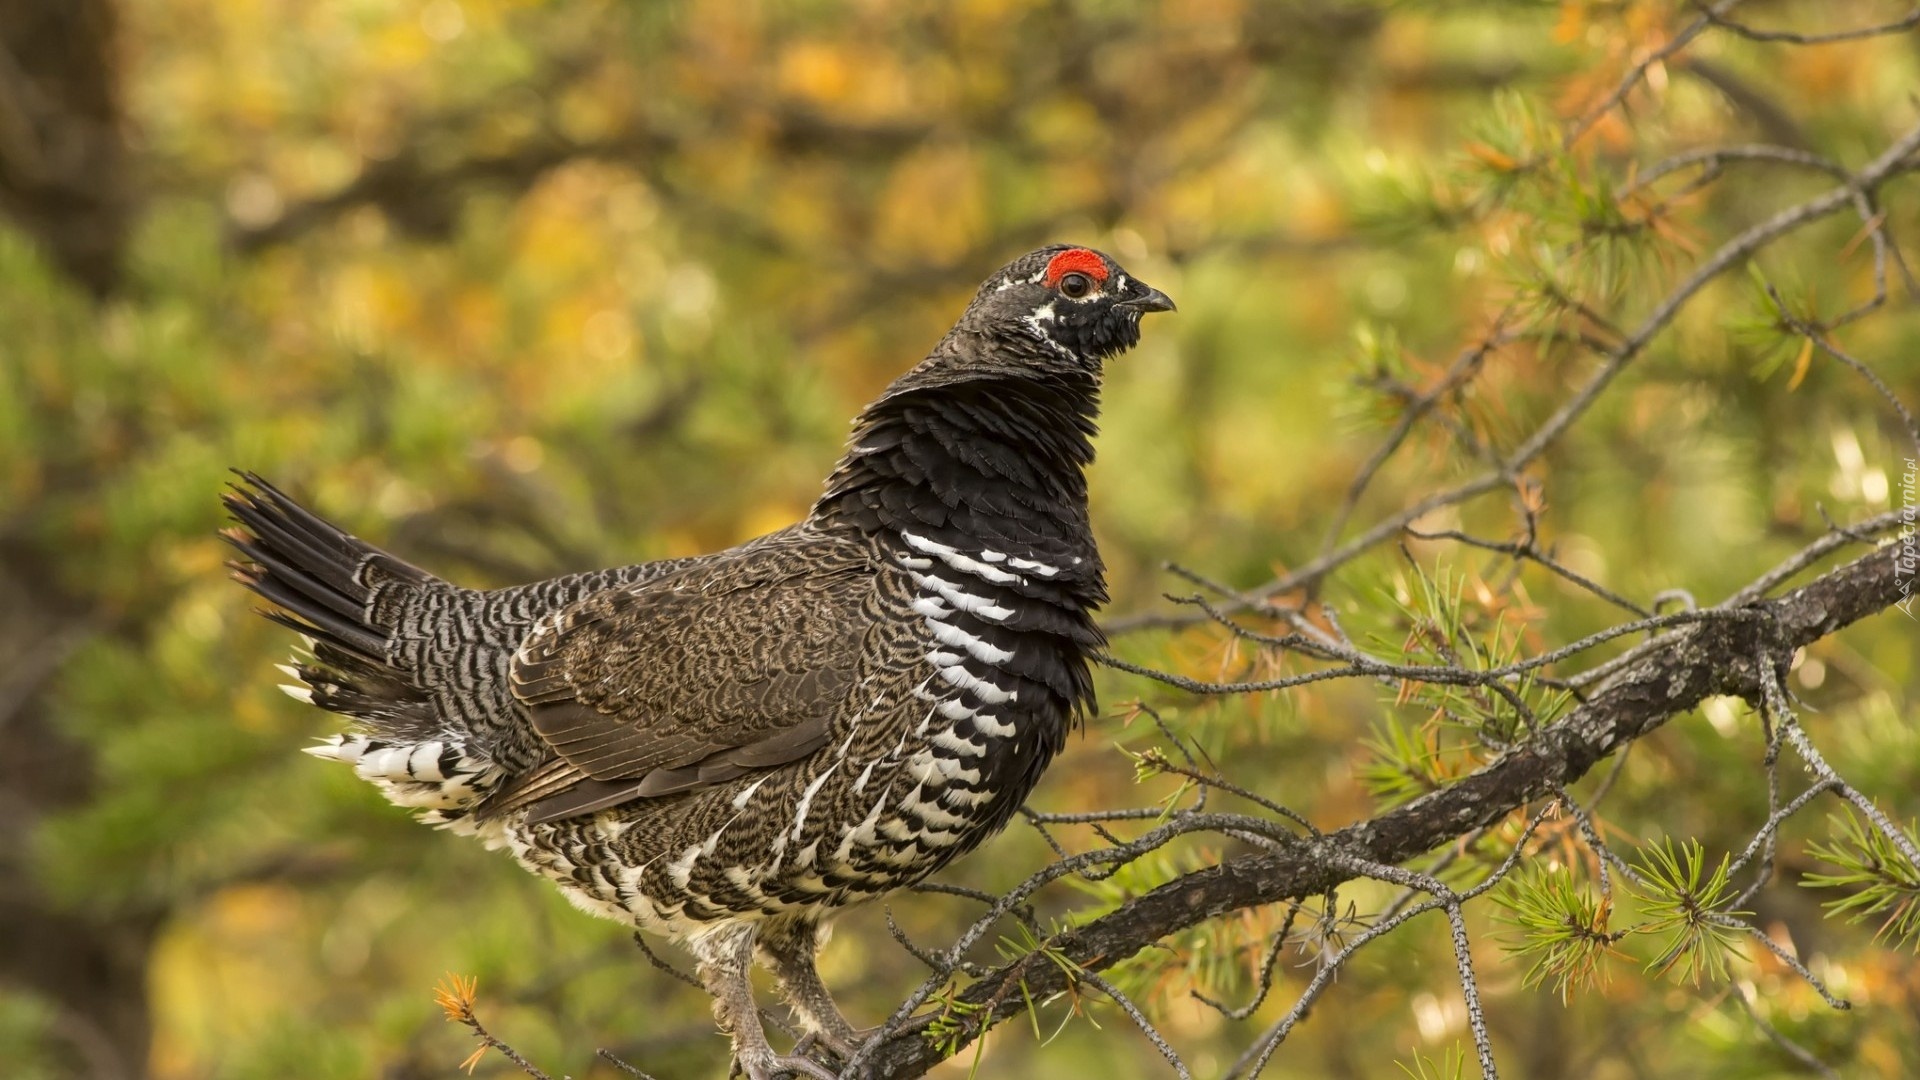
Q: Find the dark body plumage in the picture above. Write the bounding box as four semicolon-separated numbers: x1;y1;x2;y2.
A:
225;245;1172;1079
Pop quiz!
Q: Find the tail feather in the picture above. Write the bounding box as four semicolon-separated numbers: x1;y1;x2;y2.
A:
298;637;438;730
224;473;503;821
233;555;388;660
222;472;429;662
222;471;434;696
228;486;366;596
224;470;689;825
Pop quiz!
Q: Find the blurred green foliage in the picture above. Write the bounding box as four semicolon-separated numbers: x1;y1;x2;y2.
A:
2;1;1917;1078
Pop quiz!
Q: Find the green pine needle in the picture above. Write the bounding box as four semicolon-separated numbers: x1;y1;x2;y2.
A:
1632;838;1747;986
1494;867;1623;1001
1803;811;1920;951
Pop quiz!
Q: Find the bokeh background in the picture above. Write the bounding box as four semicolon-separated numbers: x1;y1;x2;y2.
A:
2;1;1917;1078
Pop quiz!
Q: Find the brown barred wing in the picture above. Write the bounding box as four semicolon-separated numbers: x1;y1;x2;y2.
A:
500;539;874;823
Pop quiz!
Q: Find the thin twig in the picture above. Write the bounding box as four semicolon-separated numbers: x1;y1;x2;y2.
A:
1765;667;1920;871
1699;3;1920;45
595;1047;665;1080
1765;287;1920;456
1078;968;1193;1079
1562;1;1747;149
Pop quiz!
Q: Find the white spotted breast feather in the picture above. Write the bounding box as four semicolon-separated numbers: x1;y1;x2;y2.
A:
880;524;1098;821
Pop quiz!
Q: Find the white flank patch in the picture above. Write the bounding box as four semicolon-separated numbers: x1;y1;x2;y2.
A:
731;776;768;809
942;785;995;808
702;811;743;856
931;729;985;757
666;844;702;889
790;761;841;839
926;617;1015;664
834;795;890;862
901;786;968;829
909;746;980;784
936;664;1016;705
902;532;1023;585
911;573;1014;621
900;531;959;559
972;713;1017;737
1007;556;1060;578
618;862;652;894
946;550;1021;583
927;649;965;669
724;866;768;901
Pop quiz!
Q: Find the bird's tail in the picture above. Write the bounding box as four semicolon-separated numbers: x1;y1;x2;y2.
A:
223;473;504;821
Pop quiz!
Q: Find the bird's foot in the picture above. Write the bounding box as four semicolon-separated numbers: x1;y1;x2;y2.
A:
734;1047;840;1080
797;1013;937;1064
793;1026;870;1063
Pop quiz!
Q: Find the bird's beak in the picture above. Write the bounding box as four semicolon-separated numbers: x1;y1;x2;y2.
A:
1119;286;1176;314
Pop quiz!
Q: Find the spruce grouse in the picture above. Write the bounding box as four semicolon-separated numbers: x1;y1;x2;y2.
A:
224;245;1174;1079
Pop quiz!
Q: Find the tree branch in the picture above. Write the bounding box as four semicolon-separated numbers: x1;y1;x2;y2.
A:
858;541;1905;1078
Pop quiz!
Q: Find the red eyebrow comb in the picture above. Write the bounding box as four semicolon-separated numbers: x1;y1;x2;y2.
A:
1044;248;1109;288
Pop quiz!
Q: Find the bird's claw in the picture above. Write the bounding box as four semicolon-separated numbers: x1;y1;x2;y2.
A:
795;1026;869;1063
736;1049;839;1080
799;1015;939;1064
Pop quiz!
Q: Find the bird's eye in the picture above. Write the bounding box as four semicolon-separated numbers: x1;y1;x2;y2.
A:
1059;272;1094;299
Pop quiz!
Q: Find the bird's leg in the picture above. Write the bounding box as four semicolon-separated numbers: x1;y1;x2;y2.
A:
688;922;837;1080
755;918;874;1060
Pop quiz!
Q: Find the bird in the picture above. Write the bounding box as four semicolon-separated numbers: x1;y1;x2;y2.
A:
223;244;1174;1080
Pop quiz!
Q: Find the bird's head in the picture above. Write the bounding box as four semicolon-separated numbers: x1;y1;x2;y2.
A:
862;244;1173;409
824;244;1172;527
947;245;1175;374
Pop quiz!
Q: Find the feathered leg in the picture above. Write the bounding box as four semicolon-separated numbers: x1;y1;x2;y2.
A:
689;922;837;1080
756;918;872;1059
